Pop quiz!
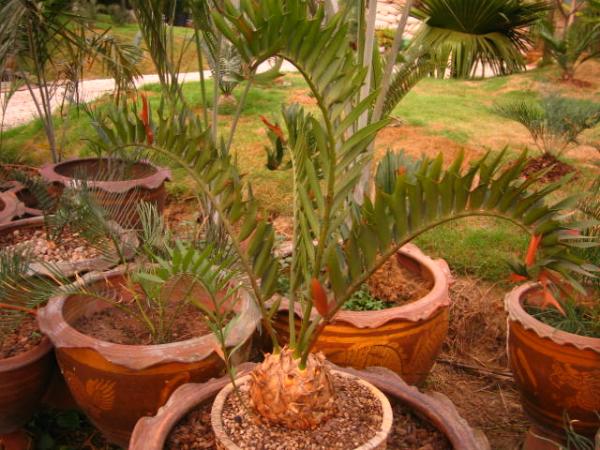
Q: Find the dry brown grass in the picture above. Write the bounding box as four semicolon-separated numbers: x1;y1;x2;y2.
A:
425;276;529;450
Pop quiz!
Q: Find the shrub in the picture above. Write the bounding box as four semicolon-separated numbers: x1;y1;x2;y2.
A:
493;94;600;156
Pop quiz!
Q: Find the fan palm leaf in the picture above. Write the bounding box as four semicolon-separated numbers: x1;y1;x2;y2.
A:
411;0;550;78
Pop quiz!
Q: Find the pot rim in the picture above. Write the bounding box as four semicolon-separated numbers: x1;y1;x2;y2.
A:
504;282;600;353
2;181;43;217
277;243;451;328
37;267;261;370
0;191;26;224
210;371;393;450
0;216;138;278
39;157;171;194
129;363;489;450
0;334;52;372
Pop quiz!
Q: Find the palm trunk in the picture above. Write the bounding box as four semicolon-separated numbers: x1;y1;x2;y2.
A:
354;0;414;203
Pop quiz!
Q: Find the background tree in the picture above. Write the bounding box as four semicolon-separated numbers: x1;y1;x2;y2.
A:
0;0;141;162
538;0;600;81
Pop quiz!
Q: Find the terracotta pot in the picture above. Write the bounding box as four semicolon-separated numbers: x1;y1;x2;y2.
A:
37;268;260;446
211;371;393;450
130;363;489;450
0;164;43;219
39;157;171;228
0;216;138;278
0;335;54;434
273;244;451;385
0;191;25;224
505;283;600;443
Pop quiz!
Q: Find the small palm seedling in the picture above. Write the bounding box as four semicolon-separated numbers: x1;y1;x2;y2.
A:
493;94;600;157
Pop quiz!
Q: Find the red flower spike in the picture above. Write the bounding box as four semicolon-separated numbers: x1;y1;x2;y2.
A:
537;272;566;316
525;234;542;267
509;273;528;283
311;278;329;317
140;94;154;145
260;115;286;142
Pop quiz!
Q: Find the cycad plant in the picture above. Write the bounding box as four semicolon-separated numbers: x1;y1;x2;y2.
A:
100;0;595;430
493;94;600;156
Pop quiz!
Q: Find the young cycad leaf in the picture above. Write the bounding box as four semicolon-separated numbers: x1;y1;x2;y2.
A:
311;278;329;316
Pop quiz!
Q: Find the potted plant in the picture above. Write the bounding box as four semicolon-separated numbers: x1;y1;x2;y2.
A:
37;208;260;446
0;182;138;279
0;251;56;438
40;157;171;229
1;186;141;445
505;176;600;448
505;283;599;448
97;1;587;447
130;364;490;449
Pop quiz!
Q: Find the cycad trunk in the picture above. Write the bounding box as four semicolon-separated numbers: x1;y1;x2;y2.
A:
249;348;336;430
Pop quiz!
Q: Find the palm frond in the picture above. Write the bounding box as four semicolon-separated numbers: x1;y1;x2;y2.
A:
0;248;61;335
411;0;550;78
382;48;434;117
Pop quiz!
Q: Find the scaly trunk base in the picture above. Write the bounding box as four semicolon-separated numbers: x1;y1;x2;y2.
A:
249;347;336;430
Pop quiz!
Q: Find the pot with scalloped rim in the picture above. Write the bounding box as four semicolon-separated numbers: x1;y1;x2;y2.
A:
505;282;600;448
129;363;489;450
273;244;451;385
37;267;260;446
40;157;171;228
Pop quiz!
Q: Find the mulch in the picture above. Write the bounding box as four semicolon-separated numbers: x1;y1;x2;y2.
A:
521;154;576;183
166;377;450;450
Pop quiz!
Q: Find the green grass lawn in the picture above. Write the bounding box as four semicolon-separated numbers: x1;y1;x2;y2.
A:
2;62;598;282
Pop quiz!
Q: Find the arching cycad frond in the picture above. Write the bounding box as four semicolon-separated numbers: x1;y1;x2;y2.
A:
310;150;597;340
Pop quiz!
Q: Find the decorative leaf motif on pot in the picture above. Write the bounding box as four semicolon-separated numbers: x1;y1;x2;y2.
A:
513;347;538;390
410;320;447;369
549;361;600;411
65;371;116;414
329;343;406;373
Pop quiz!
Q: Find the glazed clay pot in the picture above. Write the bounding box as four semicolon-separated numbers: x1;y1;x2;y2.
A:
37;268;260;446
40;157;171;228
0;191;25;224
129;363;489;450
505;283;600;442
211;371;393;450
0;335;54;433
273;244;451;385
0;216;138;278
